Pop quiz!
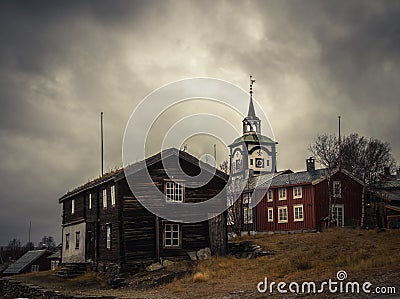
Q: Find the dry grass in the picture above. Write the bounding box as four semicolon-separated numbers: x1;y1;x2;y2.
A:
12;228;400;298
166;228;400;297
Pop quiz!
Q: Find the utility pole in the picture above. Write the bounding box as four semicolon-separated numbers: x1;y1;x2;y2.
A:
101;112;104;176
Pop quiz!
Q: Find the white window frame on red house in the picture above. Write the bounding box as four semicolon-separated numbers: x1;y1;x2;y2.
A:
278;206;288;223
243;206;253;224
267;207;273;222
165;181;184;202
267;189;273;202
293;204;304;221
293;186;302;199
278;188;287;200
333;181;342;198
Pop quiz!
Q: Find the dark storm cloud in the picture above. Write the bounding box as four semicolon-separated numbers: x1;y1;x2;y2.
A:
0;0;399;245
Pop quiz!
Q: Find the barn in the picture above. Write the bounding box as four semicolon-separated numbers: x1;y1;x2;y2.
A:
59;148;228;274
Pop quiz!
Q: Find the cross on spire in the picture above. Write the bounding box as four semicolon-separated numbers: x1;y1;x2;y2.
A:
249;75;256;96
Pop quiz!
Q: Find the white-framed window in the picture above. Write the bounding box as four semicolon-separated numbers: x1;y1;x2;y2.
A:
293;186;302;199
89;193;92;210
267;189;273;202
71;199;75;214
164;223;180;248
165;181;184;202
242;193;250;204
279;188;287;200
103;188;107;208
106;224;111;249
75;231;80;249
227;207;235;225
333;181;342;198
65;233;70;250
31;265;39;272
278;206;288;223
111;185;116;206
243;206;253;224
267;207;273;222
51;260;59;270
293;204;304;221
332;204;344;227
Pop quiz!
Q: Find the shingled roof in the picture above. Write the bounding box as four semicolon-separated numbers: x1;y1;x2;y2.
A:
3;250;50;274
59;148;228;202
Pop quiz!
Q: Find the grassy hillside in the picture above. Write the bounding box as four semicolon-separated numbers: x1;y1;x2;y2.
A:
10;228;400;298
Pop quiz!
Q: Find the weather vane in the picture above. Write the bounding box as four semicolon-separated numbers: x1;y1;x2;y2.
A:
250;75;256;96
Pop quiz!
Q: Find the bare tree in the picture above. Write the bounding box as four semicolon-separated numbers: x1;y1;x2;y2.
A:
308;134;339;225
38;236;56;250
219;159;230;175
309;133;396;227
7;238;22;260
341;134;396;226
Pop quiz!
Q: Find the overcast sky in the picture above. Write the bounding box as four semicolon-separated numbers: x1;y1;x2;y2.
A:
1;0;399;246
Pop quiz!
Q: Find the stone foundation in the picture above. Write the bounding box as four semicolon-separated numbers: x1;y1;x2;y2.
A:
0;278;117;299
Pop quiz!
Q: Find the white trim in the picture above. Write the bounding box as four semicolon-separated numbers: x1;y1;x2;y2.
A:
102;188;107;209
278;206;288;223
267;189;273;202
293;204;304;222
164;223;180;248
111;185;116;206
278;188;287;200
293;186;302;199
106;224;111;249
71;199;75;215
332;204;345;227
165;181;184;202
88;193;92;210
267;207;273;222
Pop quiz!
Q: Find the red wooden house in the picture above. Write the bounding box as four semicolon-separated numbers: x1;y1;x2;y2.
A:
254;158;364;232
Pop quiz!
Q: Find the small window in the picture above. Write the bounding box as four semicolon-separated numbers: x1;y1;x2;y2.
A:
242;193;250;204
294;204;304;221
75;231;80;249
267;207;273;222
267;189;273;202
243;206;253;224
89;193;92;210
106;224;111;249
293;186;302;199
278;206;288;223
111;185;116;206
71;199;75;214
165;182;184;202
164;223;180;248
103;188;107;208
31;265;39;272
333;181;341;198
250;159;253;166
278;188;287;200
65;234;70;250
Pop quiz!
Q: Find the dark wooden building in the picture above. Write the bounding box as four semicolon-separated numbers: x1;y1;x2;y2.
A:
3;250;52;275
59;148;228;272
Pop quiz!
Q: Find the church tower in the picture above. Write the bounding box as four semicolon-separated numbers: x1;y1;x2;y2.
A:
229;76;277;177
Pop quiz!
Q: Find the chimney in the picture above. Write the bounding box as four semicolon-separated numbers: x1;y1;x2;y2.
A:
306;157;315;172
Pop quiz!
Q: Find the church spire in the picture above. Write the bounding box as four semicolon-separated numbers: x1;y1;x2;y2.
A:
243;75;261;134
248;75;256;117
